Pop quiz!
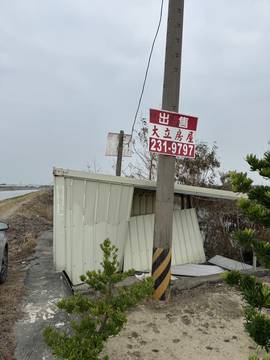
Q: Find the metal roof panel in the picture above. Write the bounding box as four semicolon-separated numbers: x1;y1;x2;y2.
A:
53;167;242;201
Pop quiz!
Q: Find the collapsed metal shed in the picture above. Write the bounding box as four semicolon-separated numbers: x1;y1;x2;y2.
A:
53;167;241;285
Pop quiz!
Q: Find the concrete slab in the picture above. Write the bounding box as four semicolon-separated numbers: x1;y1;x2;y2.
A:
171;264;224;277
15;230;72;360
209;255;253;271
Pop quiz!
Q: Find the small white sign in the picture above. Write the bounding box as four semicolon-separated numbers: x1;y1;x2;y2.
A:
105;133;132;157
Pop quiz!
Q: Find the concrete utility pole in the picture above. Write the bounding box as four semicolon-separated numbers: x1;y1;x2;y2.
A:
116;130;124;176
152;0;185;300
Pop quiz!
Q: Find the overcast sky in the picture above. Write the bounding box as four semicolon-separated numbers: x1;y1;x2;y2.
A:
1;0;270;184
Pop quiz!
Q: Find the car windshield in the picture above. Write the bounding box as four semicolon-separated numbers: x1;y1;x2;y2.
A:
0;222;8;231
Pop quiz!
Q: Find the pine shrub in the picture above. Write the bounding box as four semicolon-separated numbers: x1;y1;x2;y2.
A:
224;150;270;355
43;239;154;360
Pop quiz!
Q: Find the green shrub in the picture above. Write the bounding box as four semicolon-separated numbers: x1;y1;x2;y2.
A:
249;355;258;360
229;150;270;356
245;307;270;352
43;239;154;360
233;228;255;250
225;271;270;310
240;276;268;310
223;270;241;286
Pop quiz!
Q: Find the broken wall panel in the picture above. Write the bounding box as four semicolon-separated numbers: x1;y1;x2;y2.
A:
124;208;206;272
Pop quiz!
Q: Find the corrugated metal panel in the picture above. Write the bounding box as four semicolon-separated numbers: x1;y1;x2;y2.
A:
124;209;205;272
131;190;191;217
53;175;65;271
54;174;134;284
131;191;156;216
53;168;243;201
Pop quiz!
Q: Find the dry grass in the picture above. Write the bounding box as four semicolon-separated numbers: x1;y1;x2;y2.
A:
0;192;37;220
38;203;53;222
0;256;25;360
20;232;38;253
6;190;53;254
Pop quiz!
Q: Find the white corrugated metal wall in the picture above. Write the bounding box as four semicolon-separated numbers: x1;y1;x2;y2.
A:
54;173;134;284
124;209;205;272
53;175;65;271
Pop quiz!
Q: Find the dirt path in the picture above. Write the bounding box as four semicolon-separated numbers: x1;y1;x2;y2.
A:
0;190;53;360
15;231;71;360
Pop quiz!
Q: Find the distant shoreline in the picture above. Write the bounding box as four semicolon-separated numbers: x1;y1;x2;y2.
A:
0;185;51;191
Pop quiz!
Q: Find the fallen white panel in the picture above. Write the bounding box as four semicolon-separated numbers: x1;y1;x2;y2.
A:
171;264;224;277
124;209;206;272
209;255;253;271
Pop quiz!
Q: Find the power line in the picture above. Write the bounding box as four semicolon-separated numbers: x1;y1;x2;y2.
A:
130;0;165;141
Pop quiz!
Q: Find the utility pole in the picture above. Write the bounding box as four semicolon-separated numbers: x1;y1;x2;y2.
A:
152;0;185;300
116;130;124;176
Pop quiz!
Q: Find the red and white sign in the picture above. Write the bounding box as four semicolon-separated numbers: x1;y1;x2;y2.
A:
148;108;198;158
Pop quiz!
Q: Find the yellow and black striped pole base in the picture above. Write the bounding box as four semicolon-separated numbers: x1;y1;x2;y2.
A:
151;247;172;301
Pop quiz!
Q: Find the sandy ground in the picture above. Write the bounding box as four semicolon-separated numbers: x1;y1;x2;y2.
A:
0;190;53;360
104;283;264;360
